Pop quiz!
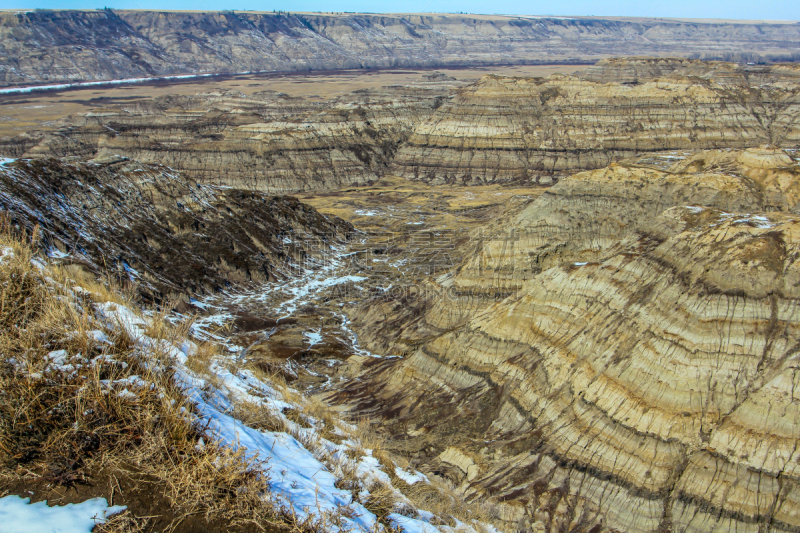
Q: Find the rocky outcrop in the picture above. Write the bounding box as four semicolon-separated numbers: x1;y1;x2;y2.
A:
14;77;466;193
4;11;800;88
343;148;800;359
0;157;353;300
333;148;800;532
392;69;800;185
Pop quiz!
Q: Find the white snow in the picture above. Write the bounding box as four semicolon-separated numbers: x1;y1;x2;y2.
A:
353;209;381;216
736;214;776;229
712;211;778;229
0;495;125;533
279;274;366;318
175;356;378;531
304;330;323;346
389;513;441;533
0;157;15;166
0;246;14;264
48;248;70;259
394;467;429;485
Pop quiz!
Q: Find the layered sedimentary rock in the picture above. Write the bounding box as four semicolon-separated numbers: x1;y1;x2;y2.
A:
14;76;465;193
0;157;353;300
452;146;800;296
334;148;800;532
392;68;800;184
4;10;800;88
578;56;800;85
345;148;800;359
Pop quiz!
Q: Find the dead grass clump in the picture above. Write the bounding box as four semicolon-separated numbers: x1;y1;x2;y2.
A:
232;400;288;433
245;362;303;405
404;475;500;527
93;511;151;533
145;442;277;530
186;339;219;376
363;481;403;523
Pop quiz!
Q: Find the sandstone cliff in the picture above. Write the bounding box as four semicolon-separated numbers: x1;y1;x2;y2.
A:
3;11;800;88
392;68;800;185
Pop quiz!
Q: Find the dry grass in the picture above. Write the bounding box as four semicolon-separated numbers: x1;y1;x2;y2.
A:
94;511;151;533
0;220;289;531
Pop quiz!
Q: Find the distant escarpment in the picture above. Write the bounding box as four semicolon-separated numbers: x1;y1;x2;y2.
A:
335;147;800;532
0;157;353;300
3;10;800;88
392;63;800;185
9;76;465;193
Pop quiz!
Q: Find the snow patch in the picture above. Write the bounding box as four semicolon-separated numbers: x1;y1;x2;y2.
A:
304;330;323;346
0;246;14;264
388;513;441;533
394;467;428;485
354;209;381;216
0;495;125;533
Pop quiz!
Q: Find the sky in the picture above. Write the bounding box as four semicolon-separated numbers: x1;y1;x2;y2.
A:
1;0;799;21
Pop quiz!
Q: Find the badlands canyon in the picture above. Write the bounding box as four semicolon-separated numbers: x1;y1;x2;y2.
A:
2;10;800;533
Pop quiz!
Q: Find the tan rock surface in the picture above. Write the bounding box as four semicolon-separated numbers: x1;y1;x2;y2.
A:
578;57;800;85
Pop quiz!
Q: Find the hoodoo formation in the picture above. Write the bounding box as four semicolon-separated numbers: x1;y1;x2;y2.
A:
1;11;800;533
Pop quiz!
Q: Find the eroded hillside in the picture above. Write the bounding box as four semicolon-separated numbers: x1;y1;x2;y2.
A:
3;73;467;193
7;61;800;194
0;157;353;301
326;146;800;532
3;11;800;88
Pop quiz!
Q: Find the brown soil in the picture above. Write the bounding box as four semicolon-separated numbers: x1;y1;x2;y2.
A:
1;466;284;533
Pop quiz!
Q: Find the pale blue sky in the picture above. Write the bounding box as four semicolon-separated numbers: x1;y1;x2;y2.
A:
1;0;798;21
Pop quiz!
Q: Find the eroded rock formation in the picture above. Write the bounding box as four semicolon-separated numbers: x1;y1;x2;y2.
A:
334;147;800;532
392;66;800;185
10;76;466;193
